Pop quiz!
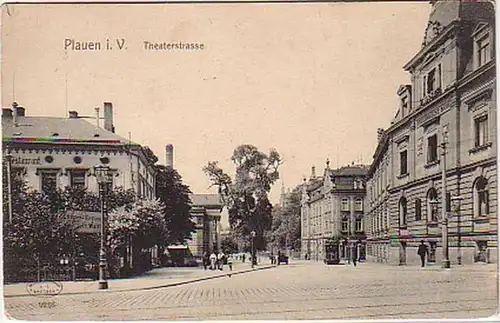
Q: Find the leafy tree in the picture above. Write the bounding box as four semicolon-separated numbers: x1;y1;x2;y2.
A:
3;190;78;281
108;198;167;253
220;235;239;255
268;187;301;252
155;165;194;245
203;144;282;252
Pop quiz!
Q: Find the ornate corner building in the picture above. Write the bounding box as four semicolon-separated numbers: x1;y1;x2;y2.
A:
365;0;496;266
300;162;369;261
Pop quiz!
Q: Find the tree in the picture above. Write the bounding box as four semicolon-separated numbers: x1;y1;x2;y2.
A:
155;165;195;245
108;198;167;252
3;190;78;282
268;187;301;252
220;235;239;255
203;144;282;252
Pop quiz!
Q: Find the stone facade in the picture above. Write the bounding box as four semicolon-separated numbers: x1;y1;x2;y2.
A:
188;194;223;258
365;0;496;266
300;163;368;261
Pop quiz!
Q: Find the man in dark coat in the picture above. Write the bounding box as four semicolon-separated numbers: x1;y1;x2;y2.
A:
351;243;358;267
417;240;429;267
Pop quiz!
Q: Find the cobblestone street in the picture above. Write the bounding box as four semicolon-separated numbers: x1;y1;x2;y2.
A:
4;261;498;320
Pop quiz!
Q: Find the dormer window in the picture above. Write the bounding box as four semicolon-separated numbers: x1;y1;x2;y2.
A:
473;24;492;69
477;34;491;68
401;96;409;117
422;64;442;99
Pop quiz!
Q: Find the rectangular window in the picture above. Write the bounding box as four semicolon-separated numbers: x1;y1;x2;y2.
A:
41;171;58;193
427;68;436;94
446;192;451;213
427;134;438;163
415;198;422;221
355;218;362;232
423;64;442;98
70;170;86;189
402;96;408;117
477;34;491;67
474;116;488;147
400;150;408;176
355;199;363;212
341;218;348;232
341;198;350;212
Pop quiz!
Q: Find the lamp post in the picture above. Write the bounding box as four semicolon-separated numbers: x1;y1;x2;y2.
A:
4;154;13;223
451;195;463;265
250;230;256;268
94;164;112;290
429;199;439;264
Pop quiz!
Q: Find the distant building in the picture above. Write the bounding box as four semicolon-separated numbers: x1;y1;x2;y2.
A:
2;102;157;198
365;0;496;265
300;161;368;261
189;194;223;257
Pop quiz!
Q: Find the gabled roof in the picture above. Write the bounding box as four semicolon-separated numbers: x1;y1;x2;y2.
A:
2;116;136;146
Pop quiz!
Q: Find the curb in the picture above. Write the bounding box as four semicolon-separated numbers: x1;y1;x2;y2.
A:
4;265;276;298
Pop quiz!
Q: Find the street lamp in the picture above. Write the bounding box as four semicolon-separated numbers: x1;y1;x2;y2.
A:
451;195;463;265
429;198;450;268
4;154;13;223
250;230;256;268
94;164;112;290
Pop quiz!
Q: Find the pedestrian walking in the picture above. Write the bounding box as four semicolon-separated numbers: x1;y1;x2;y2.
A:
242;254;246;263
209;252;217;270
217;251;225;271
202;252;209;270
417;240;429;267
351;243;358;267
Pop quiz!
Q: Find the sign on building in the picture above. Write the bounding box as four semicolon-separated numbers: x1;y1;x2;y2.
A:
67;210;101;233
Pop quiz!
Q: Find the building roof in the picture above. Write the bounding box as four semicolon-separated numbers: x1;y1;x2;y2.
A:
2;115;136;146
190;193;222;207
331;165;368;177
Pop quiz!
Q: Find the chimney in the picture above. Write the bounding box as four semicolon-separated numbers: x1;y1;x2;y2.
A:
69;111;79;118
2;108;13;118
165;144;174;168
103;102;115;133
12;102;18;126
95;107;100;127
377;128;385;141
310;165;316;180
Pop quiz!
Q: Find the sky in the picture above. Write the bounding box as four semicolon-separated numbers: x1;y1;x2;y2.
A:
1;1;431;204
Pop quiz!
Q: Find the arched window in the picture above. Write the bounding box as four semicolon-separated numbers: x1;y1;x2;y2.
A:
399;197;407;227
474;177;489;217
427;188;438;222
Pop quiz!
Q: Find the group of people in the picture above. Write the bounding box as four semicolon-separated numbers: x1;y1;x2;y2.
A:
202;251;231;271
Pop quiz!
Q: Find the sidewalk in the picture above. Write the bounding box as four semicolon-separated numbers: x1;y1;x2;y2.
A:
3;261;275;298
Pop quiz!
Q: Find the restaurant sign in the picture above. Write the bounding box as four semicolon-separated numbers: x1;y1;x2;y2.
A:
67;210;101;234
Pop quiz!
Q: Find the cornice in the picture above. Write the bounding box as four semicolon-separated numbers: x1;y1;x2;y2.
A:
388;157;496;194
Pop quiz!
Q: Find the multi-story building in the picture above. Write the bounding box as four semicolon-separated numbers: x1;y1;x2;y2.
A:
2;102;158;199
188;194;223;258
300;162;368;261
365;0;496;266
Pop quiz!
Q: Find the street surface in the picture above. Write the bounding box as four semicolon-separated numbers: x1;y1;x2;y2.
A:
4;261;498;320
